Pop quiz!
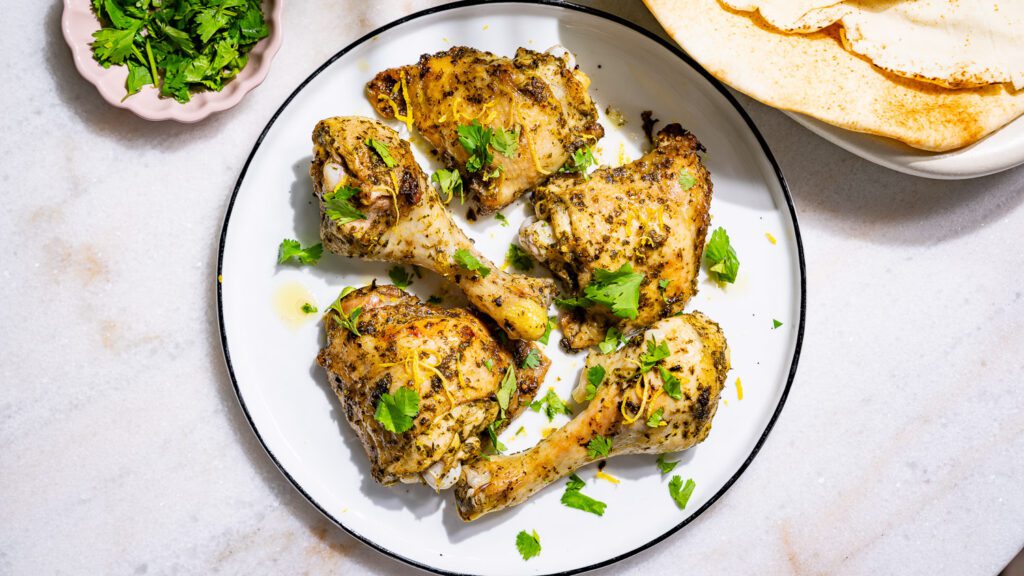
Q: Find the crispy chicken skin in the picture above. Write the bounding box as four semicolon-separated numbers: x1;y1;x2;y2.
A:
453;312;728;520
366;46;604;214
317;285;549;489
311;116;555;340
520;124;713;350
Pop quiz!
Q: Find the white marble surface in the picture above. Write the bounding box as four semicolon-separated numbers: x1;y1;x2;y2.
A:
1;1;1022;574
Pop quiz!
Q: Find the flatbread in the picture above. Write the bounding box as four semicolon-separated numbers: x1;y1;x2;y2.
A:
644;0;1024;151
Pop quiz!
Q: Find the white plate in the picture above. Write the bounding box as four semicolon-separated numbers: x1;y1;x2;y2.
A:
217;2;806;574
784;109;1024;180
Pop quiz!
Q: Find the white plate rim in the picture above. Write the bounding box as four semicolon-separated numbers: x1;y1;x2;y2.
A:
215;1;808;574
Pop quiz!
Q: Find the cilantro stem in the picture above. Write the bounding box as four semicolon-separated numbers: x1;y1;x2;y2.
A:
145;39;159;91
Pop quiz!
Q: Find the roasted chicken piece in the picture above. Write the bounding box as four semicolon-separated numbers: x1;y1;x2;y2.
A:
366;46;604;214
317;284;550;489
311;116;555;340
453;312;728;520
520;123;712;350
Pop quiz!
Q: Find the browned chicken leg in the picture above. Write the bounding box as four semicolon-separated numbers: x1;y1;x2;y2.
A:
366;46;604;214
520;124;713;350
317;284;549;489
311;116;555;340
453;312;728;520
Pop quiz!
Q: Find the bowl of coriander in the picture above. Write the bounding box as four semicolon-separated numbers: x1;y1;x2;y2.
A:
62;0;283;123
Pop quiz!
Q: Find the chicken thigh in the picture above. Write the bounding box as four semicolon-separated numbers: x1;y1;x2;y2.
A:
317;284;550;489
366;46;604;214
311;116;555;341
520;124;713;350
453;312;728;520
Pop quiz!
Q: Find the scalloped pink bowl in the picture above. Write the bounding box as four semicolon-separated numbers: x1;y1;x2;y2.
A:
61;0;283;123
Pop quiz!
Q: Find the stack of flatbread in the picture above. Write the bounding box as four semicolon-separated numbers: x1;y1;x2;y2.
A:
643;0;1024;151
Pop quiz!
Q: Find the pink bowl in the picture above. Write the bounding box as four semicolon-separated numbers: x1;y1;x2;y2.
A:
61;0;283;123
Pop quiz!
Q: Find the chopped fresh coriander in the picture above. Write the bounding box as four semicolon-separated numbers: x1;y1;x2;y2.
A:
585;365;606;401
678;169;697;191
598;327;625;354
539;316;557;345
457;120;495;173
705;227;740;283
560;146;596;178
453;249;491;278
496;366;517;416
388;266;413;289
561;476;607;516
658;278;671;302
328;287;363;337
505;244;534;272
324;185;366;225
529;389;572;421
484;358;494;371
491;126;520;158
374;387;420;433
583;263;645;319
427;295;444;305
554;296;587;309
521;349;542;369
431;169;464;203
772;319;783;329
515;530;541;561
587;435;612;459
659;366;682;400
301;302;317;314
566;473;585;491
668;476;696;510
656;454;679;475
495;212;510;226
646;407;665;428
277;239;323;265
640;339;670;373
485;418;507;453
365;138;397;168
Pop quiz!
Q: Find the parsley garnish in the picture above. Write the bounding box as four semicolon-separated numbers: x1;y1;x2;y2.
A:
705;227;740;283
773;319;783;329
656;454;679;475
515;530;541;560
560;473;607;516
583;263;645;319
639;339;670;373
529;389;572;421
491;126;520;158
277;239;323;265
678;169;697;191
388;266;413;289
585;365;606;401
373;386;420;433
484;358;494;371
301;302;317;314
669;476;696;510
597;326;625;354
560;146;596;178
485;418;507;453
496;366;517;416
587;435;612;459
431;169;464;203
539;316;557;345
453;249;491;278
659;366;682;400
505;244;534;272
521;349;542;369
457;120;495;173
495;212;509;226
328;287;363;337
365;138;397;168
646;407;666;428
324;185;366;225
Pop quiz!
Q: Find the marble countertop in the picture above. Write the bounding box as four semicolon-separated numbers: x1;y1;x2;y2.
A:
2;1;1022;574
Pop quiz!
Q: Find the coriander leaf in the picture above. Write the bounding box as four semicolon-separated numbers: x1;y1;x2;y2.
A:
301;302;317;314
773;319;783;329
639;339;670;373
566;473;586;491
125;60;154;97
646;407;665;428
658;278;671;302
530;389;571;421
560;146;596;178
484;358;494;371
102;0;137;29
374;386;420;433
324;185;366;225
496;366;517;416
457;120;494;173
660;366;682;400
587;435;612;459
515;530;541;561
453;248;491;278
554;296;588;309
495;212;509;226
491;126;520;158
328;287;363;337
668;476;696;510
366;138;398;168
560;486;607;516
505;244;534;272
585;365;606;401
195;7;232;43
521;349;541;369
705;227;740;283
583;263;645;319
656;454;679;475
277;239;323;265
539;316;557;345
485;418;507;453
431;169;464;203
239;5;270;41
678;169;697;191
91;24;140;65
388;266;413;289
597;326;625;355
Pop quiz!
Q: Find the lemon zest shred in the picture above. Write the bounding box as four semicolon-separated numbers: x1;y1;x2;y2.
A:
513;101;552;175
621;369;650;424
398;70;414;131
386;171;402;222
595;470;620;484
736;377;744;400
646;388;664;417
766;232;777;245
